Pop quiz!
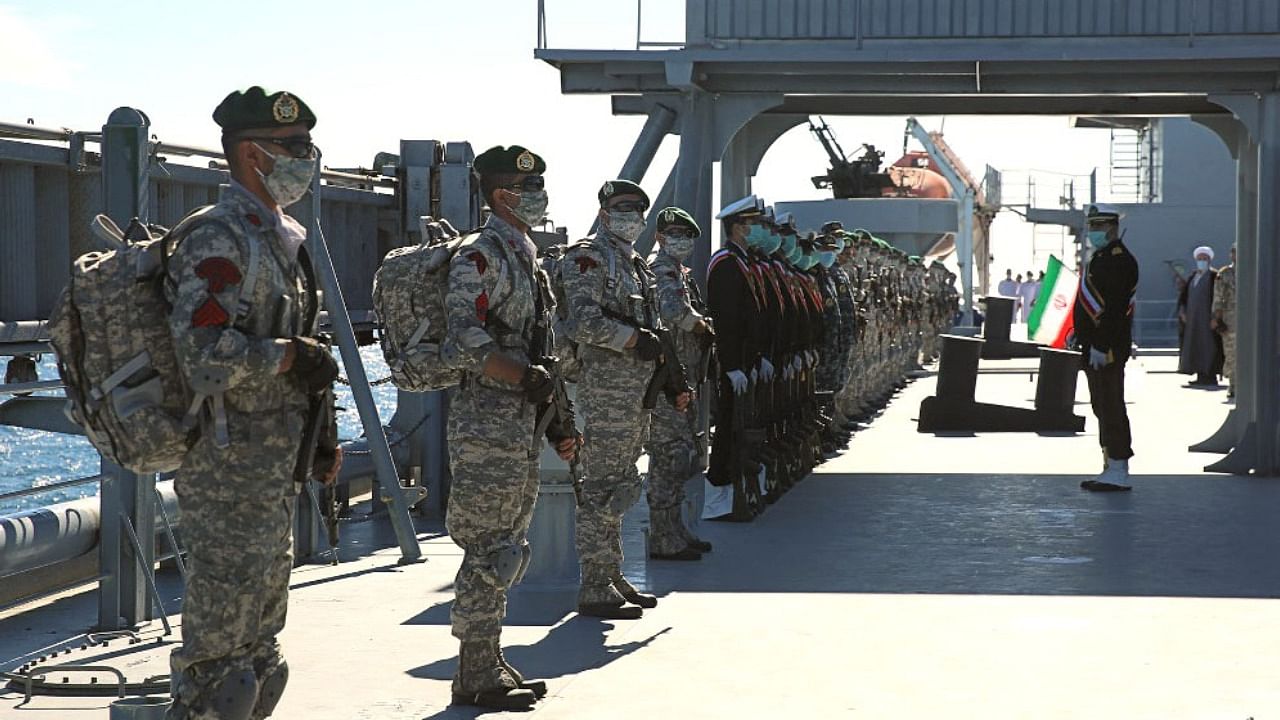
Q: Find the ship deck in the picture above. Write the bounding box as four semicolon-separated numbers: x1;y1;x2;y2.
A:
2;353;1277;719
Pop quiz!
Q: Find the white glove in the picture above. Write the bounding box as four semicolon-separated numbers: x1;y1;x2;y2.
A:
759;358;774;382
1088;348;1109;370
726;370;748;394
750;368;759;385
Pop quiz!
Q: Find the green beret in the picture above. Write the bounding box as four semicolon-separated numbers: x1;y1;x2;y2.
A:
474;145;546;176
598;179;649;208
655;206;700;237
214;86;315;134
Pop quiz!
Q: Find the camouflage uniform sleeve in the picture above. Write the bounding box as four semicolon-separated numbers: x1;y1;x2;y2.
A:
166;222;288;391
656;261;703;333
443;241;502;372
561;245;633;352
1212;268;1228;317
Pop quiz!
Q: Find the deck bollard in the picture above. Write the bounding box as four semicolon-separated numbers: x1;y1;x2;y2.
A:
1034;347;1081;415
935;334;984;402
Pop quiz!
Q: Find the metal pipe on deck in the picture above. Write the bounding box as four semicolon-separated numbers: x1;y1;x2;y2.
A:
0;482;178;579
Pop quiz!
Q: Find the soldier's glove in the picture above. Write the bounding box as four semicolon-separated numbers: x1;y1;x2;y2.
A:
289;337;340;394
759;357;775;383
520;363;554;405
1087;348;1109;371
726;370;749;395
633;329;662;362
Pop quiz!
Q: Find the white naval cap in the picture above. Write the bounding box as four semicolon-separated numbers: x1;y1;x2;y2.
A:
1085;203;1124;222
716;194;765;221
1193;245;1215;261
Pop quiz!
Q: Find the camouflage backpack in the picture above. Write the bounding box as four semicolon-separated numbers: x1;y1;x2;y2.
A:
373;218;516;392
48;208;252;473
543;237;629;383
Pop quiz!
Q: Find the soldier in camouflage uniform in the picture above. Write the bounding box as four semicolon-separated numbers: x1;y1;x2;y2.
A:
166;88;340;720
442;145;577;711
646;207;714;560
1212;244;1237;399
561;180;691;618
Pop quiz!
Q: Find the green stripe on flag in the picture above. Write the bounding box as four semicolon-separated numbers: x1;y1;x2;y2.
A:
1027;256;1061;337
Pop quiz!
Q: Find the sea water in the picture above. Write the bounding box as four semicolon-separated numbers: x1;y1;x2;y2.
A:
0;348;398;515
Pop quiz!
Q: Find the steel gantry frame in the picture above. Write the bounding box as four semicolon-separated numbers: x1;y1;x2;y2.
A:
536;0;1280;475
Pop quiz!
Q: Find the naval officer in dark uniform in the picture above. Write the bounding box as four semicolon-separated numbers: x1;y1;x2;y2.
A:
1074;203;1140;492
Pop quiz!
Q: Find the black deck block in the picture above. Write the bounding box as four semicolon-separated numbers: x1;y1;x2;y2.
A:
936;334;984;402
918;396;1086;433
1035;347;1082;415
983;296;1015;344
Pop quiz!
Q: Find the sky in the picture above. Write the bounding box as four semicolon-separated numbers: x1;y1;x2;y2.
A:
0;0;1118;286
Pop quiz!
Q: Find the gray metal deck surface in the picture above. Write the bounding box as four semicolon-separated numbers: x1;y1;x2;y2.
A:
1;354;1274;718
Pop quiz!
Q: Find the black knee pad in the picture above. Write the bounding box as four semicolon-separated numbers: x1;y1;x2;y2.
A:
255;661;289;717
211;669;259;720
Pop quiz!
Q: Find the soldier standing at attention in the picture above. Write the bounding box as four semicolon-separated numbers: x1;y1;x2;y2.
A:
442;145;578;710
167;87;341;720
562;180;690;619
646;207;714;560
1075;203;1140;492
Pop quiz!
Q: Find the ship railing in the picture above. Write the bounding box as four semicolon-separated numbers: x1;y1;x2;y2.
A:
536;0;684;51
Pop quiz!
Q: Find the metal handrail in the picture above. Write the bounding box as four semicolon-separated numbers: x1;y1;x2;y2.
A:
0;475;103;502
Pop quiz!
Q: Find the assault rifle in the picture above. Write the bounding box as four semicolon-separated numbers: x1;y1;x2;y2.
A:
602;307;692;411
296;378;340;565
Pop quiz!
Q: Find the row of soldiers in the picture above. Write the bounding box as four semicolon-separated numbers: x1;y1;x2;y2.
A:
152;80;962;716
706;195;959;519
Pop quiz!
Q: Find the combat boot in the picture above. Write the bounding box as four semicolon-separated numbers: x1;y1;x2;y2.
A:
577;563;642;619
648;507;701;561
491;639;547;699
675;512;713;553
451;640;536;711
612;572;658;608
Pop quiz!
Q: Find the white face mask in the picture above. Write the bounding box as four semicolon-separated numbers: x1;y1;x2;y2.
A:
1196;259;1210;271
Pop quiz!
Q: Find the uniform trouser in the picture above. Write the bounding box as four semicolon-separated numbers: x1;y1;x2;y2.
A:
169;409;303;719
1223;331;1236;386
576;354;650;571
708;377;737;487
446;382;540;646
647;398;697;511
1084;360;1134;460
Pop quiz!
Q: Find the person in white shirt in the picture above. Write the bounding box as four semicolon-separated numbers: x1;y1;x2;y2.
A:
1017;269;1039;323
996;268;1017;298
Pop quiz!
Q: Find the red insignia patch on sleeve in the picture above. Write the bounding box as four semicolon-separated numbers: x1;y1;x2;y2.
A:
575;256;599;274
475;291;489;323
192;297;230;328
466;251;488;275
194;257;243;293
246;213;262;227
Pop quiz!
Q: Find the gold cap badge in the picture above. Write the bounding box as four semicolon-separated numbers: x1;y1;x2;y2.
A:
516;150;536;172
272;93;300;124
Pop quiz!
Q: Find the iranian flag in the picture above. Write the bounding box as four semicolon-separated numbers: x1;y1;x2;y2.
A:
1028;255;1077;348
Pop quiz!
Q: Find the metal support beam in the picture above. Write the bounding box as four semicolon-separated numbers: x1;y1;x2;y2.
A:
308;155;423;563
97;107;155;630
1204;93;1272;474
